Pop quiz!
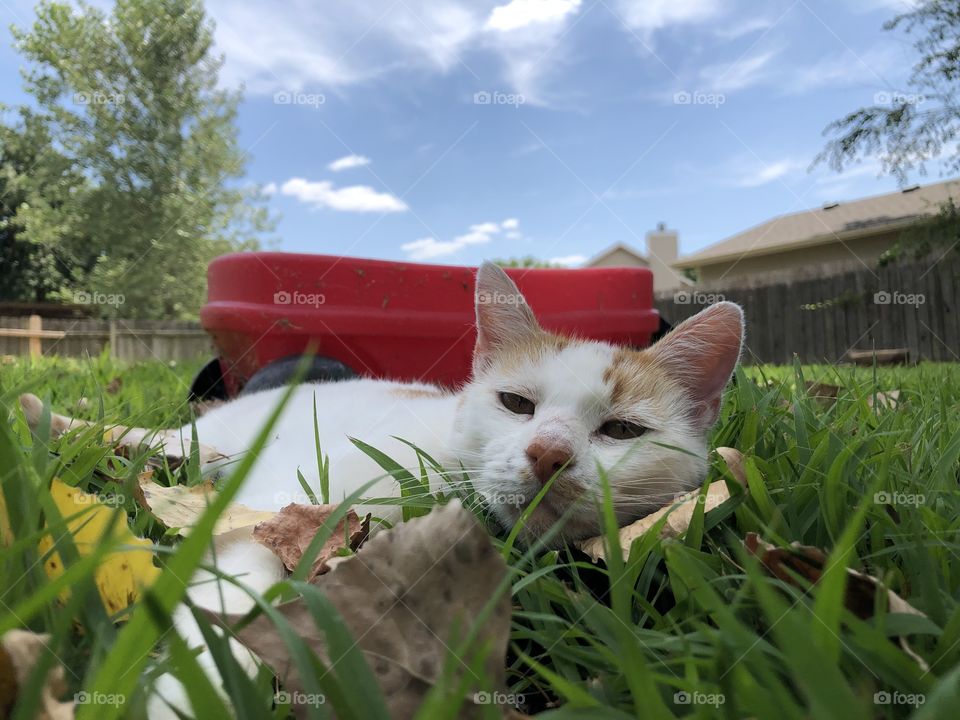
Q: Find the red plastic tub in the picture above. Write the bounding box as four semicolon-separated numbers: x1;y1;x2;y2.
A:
199;253;659;396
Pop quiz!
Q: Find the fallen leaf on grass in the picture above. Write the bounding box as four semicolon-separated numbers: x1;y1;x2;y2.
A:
867;390;901;410
0;630;74;720
136;475;275;537
805;381;840;407
577;447;748;563
745;532;930;670
211;501;511;719
39;479;159;615
252;504;370;580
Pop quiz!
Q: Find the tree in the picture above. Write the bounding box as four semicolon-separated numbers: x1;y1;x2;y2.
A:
0;108;93;302
817;1;960;183
10;0;273;318
491;256;560;268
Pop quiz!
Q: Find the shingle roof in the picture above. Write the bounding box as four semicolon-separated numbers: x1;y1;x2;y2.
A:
673;179;960;269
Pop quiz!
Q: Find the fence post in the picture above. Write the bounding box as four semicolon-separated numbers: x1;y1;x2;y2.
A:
28;314;42;359
109;319;117;359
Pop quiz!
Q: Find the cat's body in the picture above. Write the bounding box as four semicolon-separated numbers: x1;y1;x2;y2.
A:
22;263;745;719
191;378;458;519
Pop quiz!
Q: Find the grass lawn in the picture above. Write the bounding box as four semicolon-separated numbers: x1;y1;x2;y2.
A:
2;355;959;719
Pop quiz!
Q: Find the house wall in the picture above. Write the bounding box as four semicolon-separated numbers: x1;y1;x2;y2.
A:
692;232;899;287
588;247;649;268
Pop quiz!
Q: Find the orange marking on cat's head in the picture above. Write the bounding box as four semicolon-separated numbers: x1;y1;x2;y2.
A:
603;347;678;409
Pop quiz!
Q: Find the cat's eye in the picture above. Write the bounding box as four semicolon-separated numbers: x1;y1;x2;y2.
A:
499;392;535;415
599;419;647;440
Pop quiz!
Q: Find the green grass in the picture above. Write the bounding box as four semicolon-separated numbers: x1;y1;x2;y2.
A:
2;356;960;719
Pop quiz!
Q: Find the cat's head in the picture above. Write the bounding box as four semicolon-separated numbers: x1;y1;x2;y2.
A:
451;262;744;544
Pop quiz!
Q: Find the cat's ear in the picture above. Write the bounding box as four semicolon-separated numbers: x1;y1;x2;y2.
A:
648;301;744;429
474;262;541;368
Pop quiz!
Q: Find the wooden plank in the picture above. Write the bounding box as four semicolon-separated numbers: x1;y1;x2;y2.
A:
822;276;836;363
938;257;960;359
28;315;41;359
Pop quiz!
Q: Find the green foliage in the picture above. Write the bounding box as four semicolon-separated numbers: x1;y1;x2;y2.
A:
0;107;92;302
4;0;274;318
490;256;560;268
817;1;960;182
2;357;960;718
880;199;960;264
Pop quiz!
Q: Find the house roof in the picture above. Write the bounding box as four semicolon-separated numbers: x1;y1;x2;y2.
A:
586;242;648;266
673;179;960;269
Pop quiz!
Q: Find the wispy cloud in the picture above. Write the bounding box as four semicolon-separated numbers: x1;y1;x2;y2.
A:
328;154;371;172
699;49;780;92
281;178;407;213
615;0;722;32
714;16;775;40
697;44;899;98
735;158;804;187
402;218;520;260
784;46;898;94
209;1;482;94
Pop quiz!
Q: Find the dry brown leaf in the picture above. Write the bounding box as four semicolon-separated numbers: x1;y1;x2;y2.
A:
252;504;370;580
136;475;275;537
578;447;748;563
211;501;512;719
745;533;930;670
867;390;901;410
0;630;74;720
805;381;840;406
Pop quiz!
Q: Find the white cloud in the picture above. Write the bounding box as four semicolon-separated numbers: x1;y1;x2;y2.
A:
486;0;581;32
402;218;519;260
262;182;278;195
616;0;721;32
280;178;407;213
550;254;586;266
328;154;371;172
735;158;804;188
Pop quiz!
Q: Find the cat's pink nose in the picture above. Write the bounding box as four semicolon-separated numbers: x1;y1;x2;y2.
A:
525;440;574;484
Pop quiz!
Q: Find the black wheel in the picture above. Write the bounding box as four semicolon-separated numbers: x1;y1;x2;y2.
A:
189;358;229;402
240;354;357;396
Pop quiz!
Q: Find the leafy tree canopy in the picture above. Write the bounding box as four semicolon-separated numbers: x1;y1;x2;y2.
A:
4;0;274;318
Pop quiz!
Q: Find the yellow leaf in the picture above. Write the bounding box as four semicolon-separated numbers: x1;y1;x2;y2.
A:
38;479;159;616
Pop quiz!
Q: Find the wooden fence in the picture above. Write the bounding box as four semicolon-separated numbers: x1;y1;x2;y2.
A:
3;254;958;365
655;255;960;364
0;315;211;361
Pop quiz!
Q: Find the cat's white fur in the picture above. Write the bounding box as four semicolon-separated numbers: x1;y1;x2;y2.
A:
69;263;743;718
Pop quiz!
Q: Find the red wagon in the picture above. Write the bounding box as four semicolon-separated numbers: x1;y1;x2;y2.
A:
190;253;662;400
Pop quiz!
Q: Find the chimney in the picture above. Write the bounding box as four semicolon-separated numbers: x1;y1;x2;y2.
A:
646;222;682;292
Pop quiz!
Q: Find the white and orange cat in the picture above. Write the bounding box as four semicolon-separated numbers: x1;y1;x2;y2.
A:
23;262;744;717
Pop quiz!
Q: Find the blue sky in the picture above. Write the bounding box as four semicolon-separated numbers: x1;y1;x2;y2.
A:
0;0;940;266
